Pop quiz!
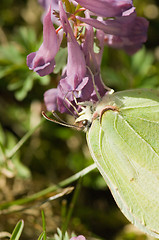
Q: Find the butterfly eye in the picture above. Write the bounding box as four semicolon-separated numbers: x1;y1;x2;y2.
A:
81;119;92;130
82;120;88;126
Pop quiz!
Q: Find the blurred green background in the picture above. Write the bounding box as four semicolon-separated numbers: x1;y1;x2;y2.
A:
0;0;159;239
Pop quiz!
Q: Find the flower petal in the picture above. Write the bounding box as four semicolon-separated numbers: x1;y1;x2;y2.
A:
78;7;149;54
27;6;61;76
59;1;86;82
70;236;86;240
44;88;58;111
74;0;133;17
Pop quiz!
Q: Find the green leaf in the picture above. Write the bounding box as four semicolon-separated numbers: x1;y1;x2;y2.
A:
14;27;37;52
132;47;154;76
12;157;31;179
0;45;23;64
62;0;75;13
53;228;70;240
14;75;34;100
0;124;31;178
41;210;47;240
38;232;46;240
10;220;24;240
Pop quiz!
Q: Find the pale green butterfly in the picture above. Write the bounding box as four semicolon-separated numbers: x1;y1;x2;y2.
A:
43;88;159;238
75;88;159;238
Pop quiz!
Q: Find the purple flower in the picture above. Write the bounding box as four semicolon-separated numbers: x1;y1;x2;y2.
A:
60;4;86;87
27;6;62;76
104;8;149;54
74;0;133;17
38;0;78;25
38;0;60;25
77;7;149;54
104;35;144;55
70;235;86;240
44;3;107;114
80;16;106;101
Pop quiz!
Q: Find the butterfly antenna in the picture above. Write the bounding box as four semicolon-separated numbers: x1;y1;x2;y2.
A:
52;111;66;123
42;111;81;130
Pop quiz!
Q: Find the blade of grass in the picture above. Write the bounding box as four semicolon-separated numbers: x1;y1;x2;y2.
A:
62;178;82;237
7;116;46;159
0;141;7;163
38;232;45;240
0;163;96;212
10;220;24;240
41;210;47;240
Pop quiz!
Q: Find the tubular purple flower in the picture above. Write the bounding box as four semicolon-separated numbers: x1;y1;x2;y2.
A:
104;34;144;55
59;1;86;86
38;0;58;9
74;0;133;17
82;14;104;73
43;88;58;112
38;0;60;25
80;13;106;101
77;7;149;54
27;6;62;76
104;8;149;54
57;1;88;112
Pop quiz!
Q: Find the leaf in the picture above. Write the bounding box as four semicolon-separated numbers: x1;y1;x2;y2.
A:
0;126;31;178
12;157;31;179
0;45;23;64
131;47;154;76
38;232;46;240
53;228;70;240
62;0;75;13
14;27;37;52
10;220;24;240
82;89;159;238
41;210;47;240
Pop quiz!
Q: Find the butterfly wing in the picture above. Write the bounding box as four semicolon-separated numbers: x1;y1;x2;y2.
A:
87;89;159;238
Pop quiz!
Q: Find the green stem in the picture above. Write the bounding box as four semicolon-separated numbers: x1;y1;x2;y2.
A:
62;178;82;237
7;116;46;159
0;163;96;212
41;210;47;240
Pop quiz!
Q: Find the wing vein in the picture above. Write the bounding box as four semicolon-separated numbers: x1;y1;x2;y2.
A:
121;105;159;110
136;117;159;124
118;114;159;158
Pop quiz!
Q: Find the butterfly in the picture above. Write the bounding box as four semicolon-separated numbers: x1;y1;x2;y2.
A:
43;88;159;238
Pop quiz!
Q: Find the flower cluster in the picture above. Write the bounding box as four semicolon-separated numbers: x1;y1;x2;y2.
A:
27;0;149;114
